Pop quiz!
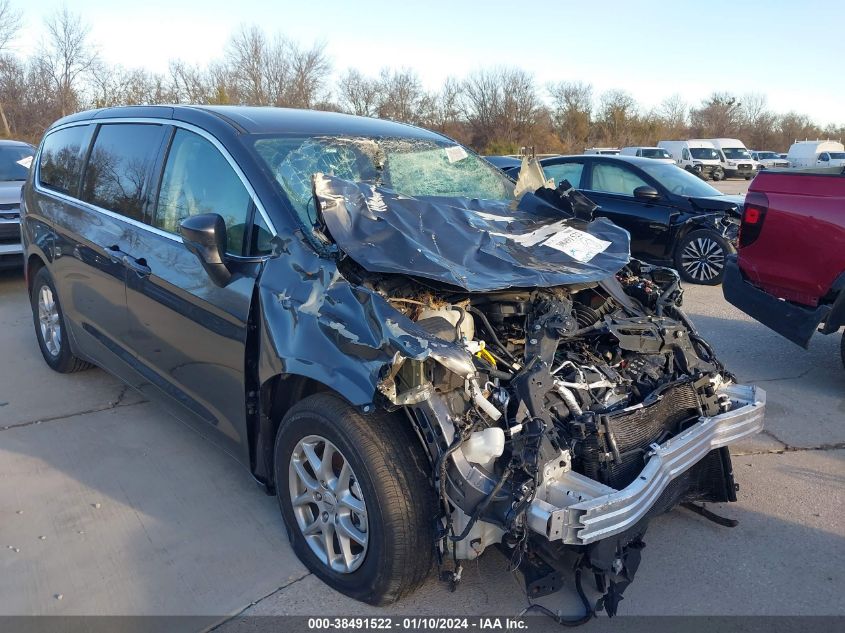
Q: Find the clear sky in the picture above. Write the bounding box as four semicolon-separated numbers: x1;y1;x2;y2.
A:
10;0;844;126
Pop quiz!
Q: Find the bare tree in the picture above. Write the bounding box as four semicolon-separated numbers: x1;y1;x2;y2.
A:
596;89;638;145
690;92;743;137
377;67;423;123
0;0;23;136
0;0;22;51
462;67;541;152
36;7;97;117
226;25;271;105
287;41;330;108
548;81;592;151
90;62;172;107
168;60;215;103
337;69;379;117
658;94;688;136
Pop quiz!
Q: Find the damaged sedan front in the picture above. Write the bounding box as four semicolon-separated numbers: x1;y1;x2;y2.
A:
246;126;764;618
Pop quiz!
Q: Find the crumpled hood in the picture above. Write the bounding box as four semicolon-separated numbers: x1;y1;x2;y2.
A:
313;174;631;292
0;181;24;206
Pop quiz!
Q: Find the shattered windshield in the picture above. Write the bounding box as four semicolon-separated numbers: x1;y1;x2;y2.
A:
252;135;515;228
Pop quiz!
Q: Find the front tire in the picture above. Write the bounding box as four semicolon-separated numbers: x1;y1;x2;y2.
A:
674;229;734;285
30;268;92;373
274;393;437;605
711;167;725;181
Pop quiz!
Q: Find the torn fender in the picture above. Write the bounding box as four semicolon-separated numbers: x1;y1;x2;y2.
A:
256;244;474;408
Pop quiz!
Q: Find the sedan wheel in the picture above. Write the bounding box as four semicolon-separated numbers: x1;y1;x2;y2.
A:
674;230;734;285
289;434;369;574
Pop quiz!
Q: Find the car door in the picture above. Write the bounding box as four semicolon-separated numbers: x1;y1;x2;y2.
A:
583;161;675;259
41;122;166;383
541;159;586;189
123;126;269;457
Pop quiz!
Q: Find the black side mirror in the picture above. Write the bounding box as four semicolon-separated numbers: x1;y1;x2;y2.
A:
180;213;232;286
633;185;660;200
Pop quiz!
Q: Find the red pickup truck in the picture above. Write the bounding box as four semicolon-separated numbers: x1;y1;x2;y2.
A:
722;167;845;366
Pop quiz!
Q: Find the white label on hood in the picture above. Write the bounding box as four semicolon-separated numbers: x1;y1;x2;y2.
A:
445;146;468;163
541;227;610;262
17;156;33;169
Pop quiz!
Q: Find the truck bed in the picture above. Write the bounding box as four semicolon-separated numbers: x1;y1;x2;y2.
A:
737;168;844;305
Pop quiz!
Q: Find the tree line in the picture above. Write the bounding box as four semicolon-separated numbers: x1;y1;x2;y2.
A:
1;3;842;154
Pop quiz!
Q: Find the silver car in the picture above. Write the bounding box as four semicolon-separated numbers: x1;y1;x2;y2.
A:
0;139;35;268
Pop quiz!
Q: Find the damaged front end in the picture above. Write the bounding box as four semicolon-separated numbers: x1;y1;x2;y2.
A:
255;135;764;618
368;265;763;616
300;168;765;617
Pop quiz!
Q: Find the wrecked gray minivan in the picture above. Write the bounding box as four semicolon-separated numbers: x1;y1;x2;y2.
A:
24;107;765;619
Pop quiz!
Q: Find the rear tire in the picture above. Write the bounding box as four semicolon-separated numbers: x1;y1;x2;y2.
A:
274;393;437;605
30;268;93;373
674;229;734;285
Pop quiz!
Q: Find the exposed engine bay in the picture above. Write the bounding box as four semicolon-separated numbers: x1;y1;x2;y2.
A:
343;258;764;618
256;158;768;620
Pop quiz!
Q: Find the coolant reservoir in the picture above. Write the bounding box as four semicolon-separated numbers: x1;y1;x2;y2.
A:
417;307;474;341
462;427;505;467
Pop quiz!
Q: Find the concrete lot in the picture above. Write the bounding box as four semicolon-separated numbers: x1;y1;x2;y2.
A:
1;177;843;625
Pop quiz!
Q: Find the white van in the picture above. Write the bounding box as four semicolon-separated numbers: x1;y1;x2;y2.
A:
786;140;845;169
657;140;723;180
618;146;676;164
695;138;756;179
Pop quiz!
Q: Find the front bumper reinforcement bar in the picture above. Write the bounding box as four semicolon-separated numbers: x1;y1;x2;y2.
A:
528;384;765;545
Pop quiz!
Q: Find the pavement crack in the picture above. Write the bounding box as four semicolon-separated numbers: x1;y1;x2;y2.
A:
206;572;313;631
0;386;146;431
733;436;845;456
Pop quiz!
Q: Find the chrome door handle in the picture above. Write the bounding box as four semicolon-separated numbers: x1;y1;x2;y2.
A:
122;254;152;277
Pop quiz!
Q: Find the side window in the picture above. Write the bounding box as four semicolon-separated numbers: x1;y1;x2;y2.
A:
38;125;92;195
81;124;165;221
682;148;691;160
543;162;584;188
154;129;251;255
819;153;829;161
590;163;649;196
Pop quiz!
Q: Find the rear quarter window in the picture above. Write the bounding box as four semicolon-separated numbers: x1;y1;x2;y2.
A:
38;125;93;195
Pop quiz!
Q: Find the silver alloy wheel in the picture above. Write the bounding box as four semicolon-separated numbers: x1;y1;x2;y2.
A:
681;236;725;282
37;285;61;357
289;435;369;573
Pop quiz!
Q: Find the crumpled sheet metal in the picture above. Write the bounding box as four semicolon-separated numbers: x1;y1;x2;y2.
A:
513;156;554;198
257;241;475;406
313;173;631;292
